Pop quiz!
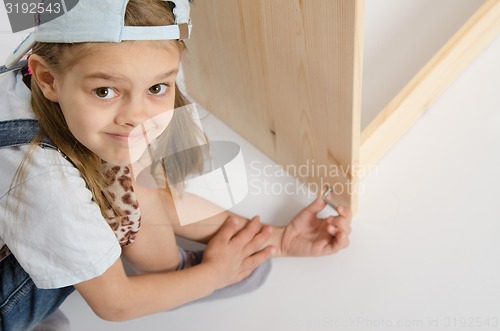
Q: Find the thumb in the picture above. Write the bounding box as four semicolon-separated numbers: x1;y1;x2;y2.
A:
302;190;327;215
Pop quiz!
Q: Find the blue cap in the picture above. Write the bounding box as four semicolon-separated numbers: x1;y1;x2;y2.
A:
2;0;191;71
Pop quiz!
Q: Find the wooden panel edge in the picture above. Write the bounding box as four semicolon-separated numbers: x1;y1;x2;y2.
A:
349;0;365;215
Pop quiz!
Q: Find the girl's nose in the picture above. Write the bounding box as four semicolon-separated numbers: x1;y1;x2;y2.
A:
115;96;150;127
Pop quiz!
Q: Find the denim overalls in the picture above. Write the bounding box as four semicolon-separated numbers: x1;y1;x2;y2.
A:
0;119;75;331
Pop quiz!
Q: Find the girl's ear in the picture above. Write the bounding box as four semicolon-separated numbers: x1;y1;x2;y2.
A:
28;54;59;102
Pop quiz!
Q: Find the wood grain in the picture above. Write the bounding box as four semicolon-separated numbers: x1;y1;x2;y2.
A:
183;0;364;212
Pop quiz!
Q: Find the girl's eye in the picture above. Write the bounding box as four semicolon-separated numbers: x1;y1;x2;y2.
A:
148;84;169;95
93;87;117;100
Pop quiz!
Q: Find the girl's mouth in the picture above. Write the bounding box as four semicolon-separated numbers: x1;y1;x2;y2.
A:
106;132;147;144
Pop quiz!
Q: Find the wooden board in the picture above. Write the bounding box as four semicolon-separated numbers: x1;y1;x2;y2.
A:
183;0;365;211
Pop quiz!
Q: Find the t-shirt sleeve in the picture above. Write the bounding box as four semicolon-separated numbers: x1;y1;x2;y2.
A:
0;147;121;289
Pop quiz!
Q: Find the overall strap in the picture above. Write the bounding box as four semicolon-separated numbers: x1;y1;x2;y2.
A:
0;119;55;149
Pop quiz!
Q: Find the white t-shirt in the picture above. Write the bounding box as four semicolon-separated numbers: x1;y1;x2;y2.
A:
0;71;121;289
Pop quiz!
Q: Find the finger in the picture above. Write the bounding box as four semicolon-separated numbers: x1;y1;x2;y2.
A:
340;217;352;234
337;205;352;221
230;216;262;246
216;217;240;243
336;231;350;249
243;225;273;256
327;216;351;235
314;230;348;256
327;224;338;236
302;193;328;216
241;245;274;276
329;231;350;253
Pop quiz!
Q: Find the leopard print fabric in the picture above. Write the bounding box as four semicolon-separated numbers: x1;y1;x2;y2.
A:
103;163;142;247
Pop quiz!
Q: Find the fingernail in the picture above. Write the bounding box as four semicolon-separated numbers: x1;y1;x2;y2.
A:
328;225;338;234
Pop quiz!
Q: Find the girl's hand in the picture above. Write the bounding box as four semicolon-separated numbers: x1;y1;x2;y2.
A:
280;194;352;257
202;216;275;290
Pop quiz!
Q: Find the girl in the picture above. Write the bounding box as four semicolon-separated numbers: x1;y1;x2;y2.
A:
0;0;352;329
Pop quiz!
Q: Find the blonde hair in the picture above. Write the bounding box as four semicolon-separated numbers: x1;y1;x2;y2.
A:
23;0;206;222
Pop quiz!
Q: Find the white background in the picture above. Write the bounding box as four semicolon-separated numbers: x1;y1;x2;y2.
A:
1;1;499;330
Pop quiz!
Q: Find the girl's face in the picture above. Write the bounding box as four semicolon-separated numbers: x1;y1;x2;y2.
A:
52;41;180;165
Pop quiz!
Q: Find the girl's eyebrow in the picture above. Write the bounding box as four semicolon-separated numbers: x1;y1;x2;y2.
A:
154;68;179;81
82;72;126;82
83;68;179;82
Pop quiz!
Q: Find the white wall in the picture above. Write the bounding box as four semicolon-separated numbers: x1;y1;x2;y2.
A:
362;0;484;129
